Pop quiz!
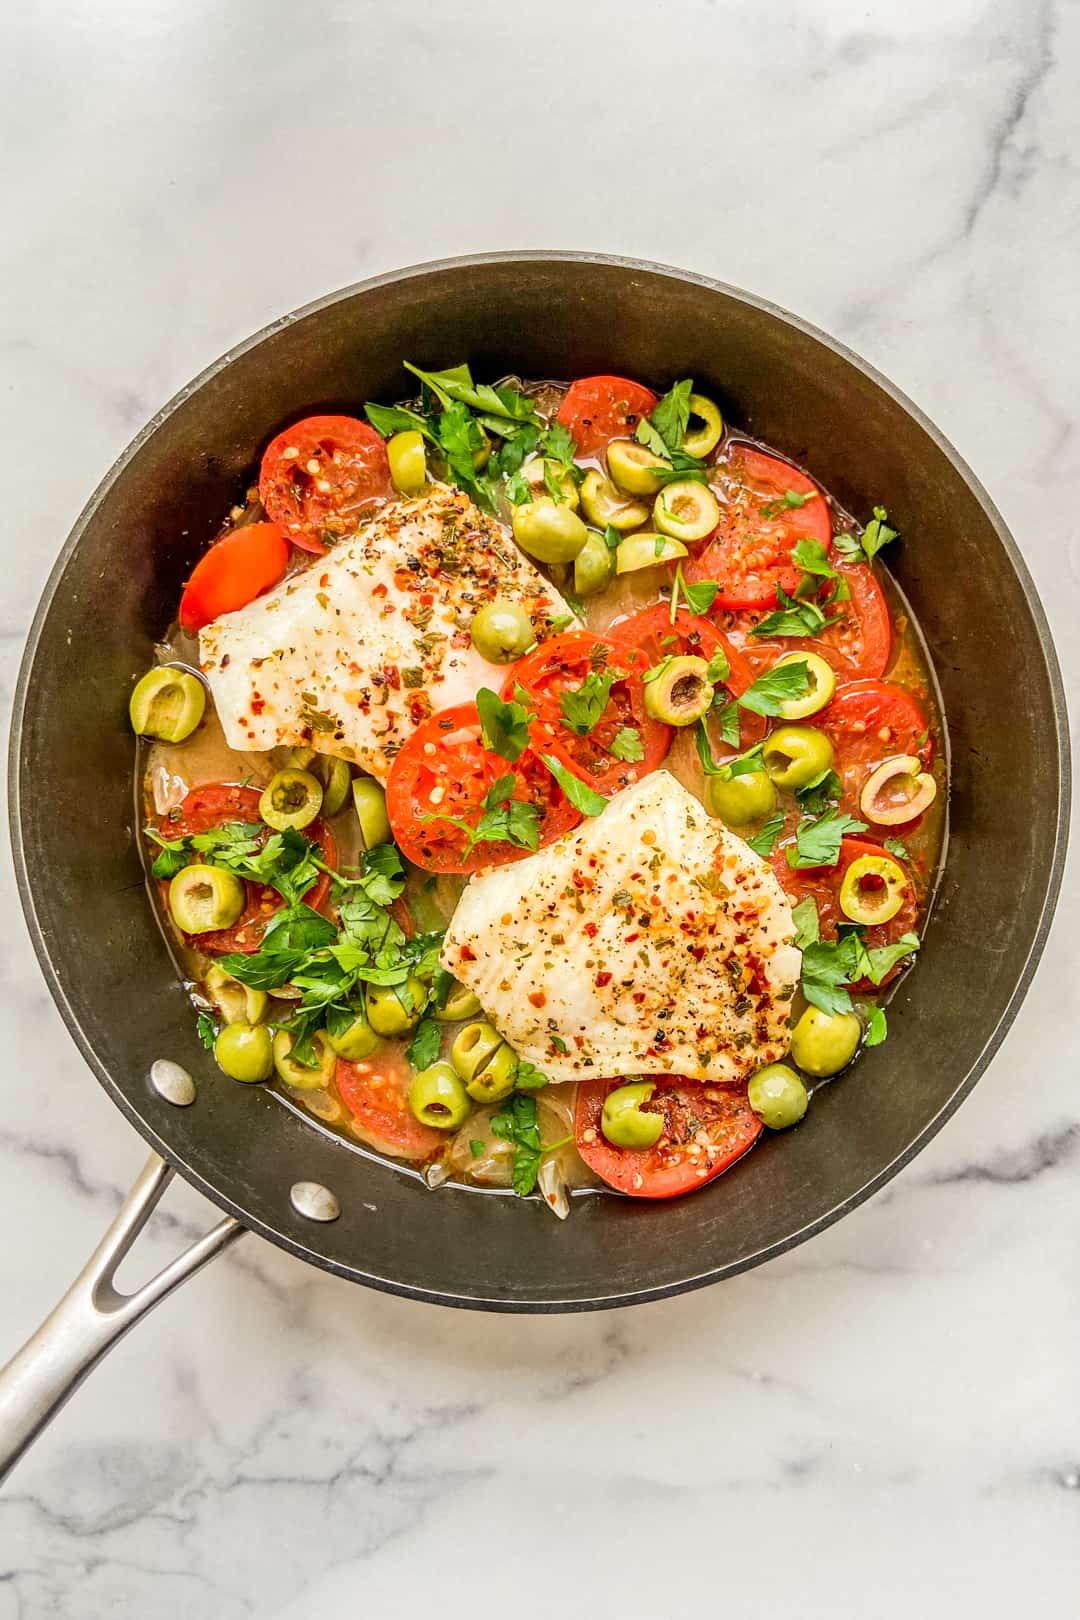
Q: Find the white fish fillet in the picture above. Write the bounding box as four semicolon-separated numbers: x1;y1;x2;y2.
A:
441;771;800;1085
199;488;570;784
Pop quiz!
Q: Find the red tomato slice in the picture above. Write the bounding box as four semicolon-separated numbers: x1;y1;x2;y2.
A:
555;375;658;459
686;444;832;609
721;563;892;683
771;836;919;979
336;1051;445;1162
608;604;767;751
178;523;289;632
259;415;392;555
506;630;669;795
574;1079;763;1199
161;782;336;954
819;680;932;809
385;703;580;874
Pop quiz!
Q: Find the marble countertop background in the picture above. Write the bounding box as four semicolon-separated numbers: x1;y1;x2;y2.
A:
2;0;1078;1614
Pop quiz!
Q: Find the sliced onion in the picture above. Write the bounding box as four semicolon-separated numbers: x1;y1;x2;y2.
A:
537;1155;571;1220
859;754;937;825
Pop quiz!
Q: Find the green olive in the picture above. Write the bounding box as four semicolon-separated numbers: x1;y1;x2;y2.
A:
522;455;580;509
286;745;316;768
838;853;908;925
450;1019;516;1103
470;598;535;663
705;769;777;828
615;533;688;574
214;1023;274;1083
748;1063;808;1130
643;656;714;725
366;977;426;1037
408;1062;472;1130
387;429;426;495
129;667;205;743
601;1081;664;1149
774;651;836;719
653;480;720;542
272;1029;337;1090
288;750;352;816
574;530;617;597
579;469;650;532
472;428;491;471
204;963;267;1026
259;768;323;831
512;498;588;564
606;439;666;496
681;394;724;458
352;777;391;850
434;982;483;1023
327;1009;383;1060
790;1006;862;1077
763;725;835;792
465;1042;517;1103
168;864;245;934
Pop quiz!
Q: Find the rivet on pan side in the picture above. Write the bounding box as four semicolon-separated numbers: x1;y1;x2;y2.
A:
150;1059;196;1107
290;1181;341;1222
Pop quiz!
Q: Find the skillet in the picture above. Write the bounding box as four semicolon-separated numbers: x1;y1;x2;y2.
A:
0;252;1068;1478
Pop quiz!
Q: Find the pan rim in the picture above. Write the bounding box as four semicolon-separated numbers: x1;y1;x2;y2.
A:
8;250;1072;1311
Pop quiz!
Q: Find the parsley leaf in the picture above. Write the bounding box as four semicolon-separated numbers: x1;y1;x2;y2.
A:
747;816;785;857
476;686;535;763
541;420;577;468
705;645;731;685
542;458;566;504
402;361;537;424
791;895;820;948
512;1058;550;1092
603;524;621;551
737;660;812;717
426;776;542;854
364;401;435;442
406;1017;441;1071
883;837;910;860
862;505;899;562
682;575;719;617
786;808;867;869
469;1138;485;1158
610;726;644;763
649;379;694;454
540;754;608;817
196;1010;217;1050
760;488;819;519
791;537;839;581
505;468;531;505
559;670;615;737
795;769;843;816
864;1006;888;1047
696;722;765;781
750;585;836;640
857;931;921;985
488;422;541;481
490;1093;544;1196
712;700;742;748
800;937;859;1016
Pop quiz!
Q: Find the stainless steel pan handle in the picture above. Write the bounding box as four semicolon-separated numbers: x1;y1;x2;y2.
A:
0;1152;242;1483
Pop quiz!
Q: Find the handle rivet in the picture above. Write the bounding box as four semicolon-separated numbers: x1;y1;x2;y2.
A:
150;1059;196;1107
290;1181;341;1222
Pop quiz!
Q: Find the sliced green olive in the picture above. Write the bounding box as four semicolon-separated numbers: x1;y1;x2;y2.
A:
434;982;483;1023
327;1008;383;1060
705;769;777;828
272;1029;336;1090
215;1023;274;1083
838;853;908;925
522;455;580;509
259;768;323;831
615;532;688;575
387;429;426;495
775;651;836;719
859;755;938;825
574;530;617;597
286;745;316;769
579;469;650;532
409;1062;471;1130
287;750;352;816
601;1081;664;1149
470;598;535;663
366;977;426;1037
450;1019;516;1102
681;394;723;458
512;498;589;564
129;667;205;743
763;725;834;792
352;777;391;850
465;1042;517;1104
606;439;666;496
790;1006;862;1077
643;655;714;725
653;480;720;542
204;963;267;1026
748;1063;808;1130
168;865;245;934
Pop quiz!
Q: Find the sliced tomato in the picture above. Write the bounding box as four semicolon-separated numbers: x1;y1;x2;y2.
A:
336;1051;445;1162
608;604;767;751
685;444;832;609
574;1079;763;1199
161;782;336;954
385;703;580;874
722;563;892;683
178;523;289;632
506;630;669;795
819;679;931;809
259;415;392;555
771;835;919;976
555;375;658;459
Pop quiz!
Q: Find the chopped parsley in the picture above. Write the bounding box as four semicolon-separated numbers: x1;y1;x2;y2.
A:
406;1017;441;1071
746;816;785;857
864;1006;888;1047
737;660;812;717
786;808;867;869
795;769;843;816
559;670;616;737
540;754;608;817
749;585;839;640
610;726;644;763
883;837;911;861
791;895;820;948
476;685;535;763
195;1010;217;1050
759;488;819;519
833;504;900;566
426;775;542;855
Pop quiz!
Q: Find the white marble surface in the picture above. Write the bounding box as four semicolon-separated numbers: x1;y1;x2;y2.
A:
2;0;1079;1613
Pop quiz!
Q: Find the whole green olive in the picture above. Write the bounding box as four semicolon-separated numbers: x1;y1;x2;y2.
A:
366;978;427;1037
573;530;617;597
168;864;245;934
272;1029;337;1090
352;777;391;851
512;498;588;564
387;430;426;494
408;1062;471;1130
327;1009;383;1061
215;1023;274;1084
790;1006;861;1077
748;1063;808;1130
763;725;835;792
600;1081;664;1149
705;770;777;828
470;599;535;663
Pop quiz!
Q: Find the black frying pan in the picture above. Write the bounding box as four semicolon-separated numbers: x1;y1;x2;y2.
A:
1;253;1069;1477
